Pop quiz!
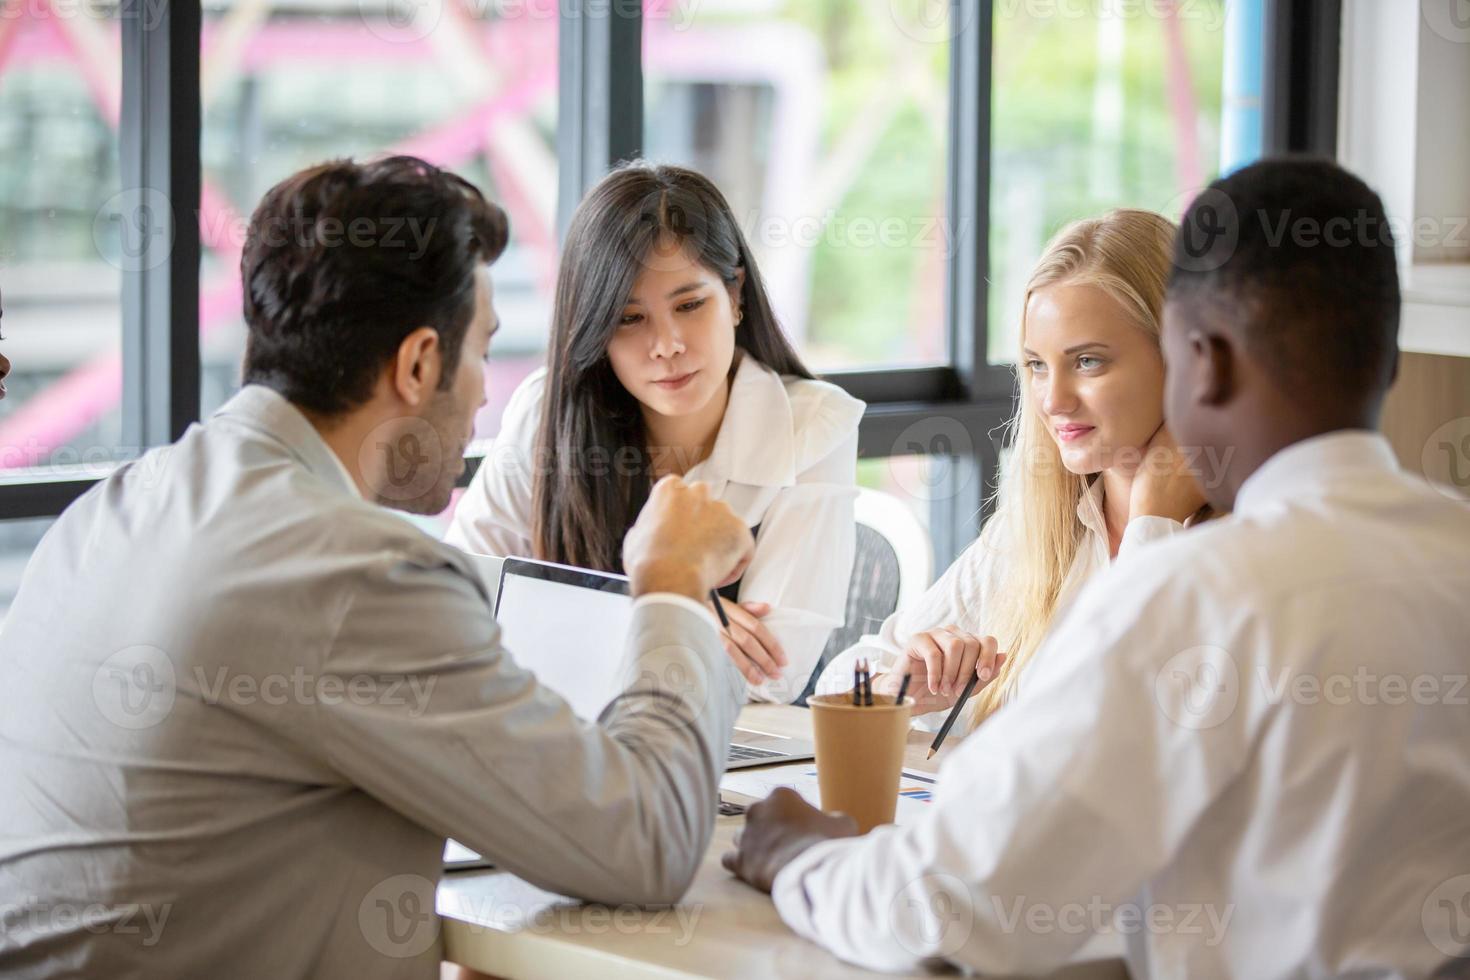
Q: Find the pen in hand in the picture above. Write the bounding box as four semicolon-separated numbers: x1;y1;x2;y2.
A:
927;671;980;759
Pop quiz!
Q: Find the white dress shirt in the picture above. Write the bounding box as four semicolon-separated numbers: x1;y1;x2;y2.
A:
816;478;1187;729
773;431;1470;979
447;353;866;703
0;385;745;980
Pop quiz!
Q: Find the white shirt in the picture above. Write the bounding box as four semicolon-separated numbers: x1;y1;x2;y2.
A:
815;478;1187;729
773;431;1470;979
447;354;866;703
0;385;745;979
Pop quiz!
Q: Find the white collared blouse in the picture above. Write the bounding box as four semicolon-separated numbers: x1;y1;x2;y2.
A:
447;353;866;702
815;476;1191;727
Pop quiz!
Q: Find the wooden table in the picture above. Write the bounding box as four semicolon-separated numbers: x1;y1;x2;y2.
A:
437;705;1128;979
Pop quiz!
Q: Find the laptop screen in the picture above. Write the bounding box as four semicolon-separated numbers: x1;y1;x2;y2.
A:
492;558;634;721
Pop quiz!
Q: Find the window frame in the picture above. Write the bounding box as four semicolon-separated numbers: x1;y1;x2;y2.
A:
0;0;1326;568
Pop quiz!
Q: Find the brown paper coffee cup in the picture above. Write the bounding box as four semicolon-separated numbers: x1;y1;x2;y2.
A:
808;692;913;834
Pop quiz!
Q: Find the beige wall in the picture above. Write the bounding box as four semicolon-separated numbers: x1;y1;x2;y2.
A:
1380;351;1470;499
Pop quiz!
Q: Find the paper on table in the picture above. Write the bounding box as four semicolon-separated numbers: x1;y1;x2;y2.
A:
443;838;495;871
719;763;935;826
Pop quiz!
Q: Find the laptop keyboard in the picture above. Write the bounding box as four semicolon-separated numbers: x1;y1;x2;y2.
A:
727;743;785;762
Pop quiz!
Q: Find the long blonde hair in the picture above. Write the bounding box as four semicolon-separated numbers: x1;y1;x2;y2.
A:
967;208;1177;727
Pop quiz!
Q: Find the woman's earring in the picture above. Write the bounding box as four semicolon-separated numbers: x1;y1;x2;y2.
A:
734;308;744;326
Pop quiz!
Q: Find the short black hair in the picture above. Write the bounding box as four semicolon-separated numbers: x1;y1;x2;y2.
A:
241;155;509;416
1169;157;1400;399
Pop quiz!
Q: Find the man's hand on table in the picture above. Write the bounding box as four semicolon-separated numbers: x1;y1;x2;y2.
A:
721;788;859;893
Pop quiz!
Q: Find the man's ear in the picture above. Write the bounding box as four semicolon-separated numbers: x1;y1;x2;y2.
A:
390;326;443;408
1192;327;1235;408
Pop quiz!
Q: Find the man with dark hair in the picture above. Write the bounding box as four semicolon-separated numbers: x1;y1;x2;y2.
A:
238;155;509;514
725;158;1470;977
0;157;754;978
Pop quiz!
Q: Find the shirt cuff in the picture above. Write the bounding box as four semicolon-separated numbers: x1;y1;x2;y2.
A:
633;592;722;633
770;835;857;943
1118;515;1184;556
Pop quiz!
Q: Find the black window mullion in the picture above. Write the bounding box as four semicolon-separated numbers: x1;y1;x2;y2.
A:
825;366;962;406
0;478;104;521
1263;0;1341;156
119;0;201;448
557;0;643;243
922;0;1006;566
947;0;1002;401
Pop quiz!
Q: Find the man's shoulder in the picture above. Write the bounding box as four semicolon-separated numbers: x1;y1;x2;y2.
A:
64;417;488;604
1072;515;1276;631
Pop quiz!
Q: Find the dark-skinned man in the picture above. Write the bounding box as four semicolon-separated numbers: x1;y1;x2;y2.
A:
725;158;1470;978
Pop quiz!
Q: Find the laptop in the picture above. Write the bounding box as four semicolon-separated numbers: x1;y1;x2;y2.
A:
490;556;817;771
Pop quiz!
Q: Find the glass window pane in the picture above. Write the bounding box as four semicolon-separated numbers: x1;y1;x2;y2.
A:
644;0;950;371
989;1;1227;362
199;0;558;440
0;6;124;475
857;455;932;537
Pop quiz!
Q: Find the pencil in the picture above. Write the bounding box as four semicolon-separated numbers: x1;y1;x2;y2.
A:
852;660;862;706
895;671;911;705
711;590;730;629
926;671;980;759
862;662;873;706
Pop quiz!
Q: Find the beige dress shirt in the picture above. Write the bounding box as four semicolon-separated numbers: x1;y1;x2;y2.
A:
0;385;744;979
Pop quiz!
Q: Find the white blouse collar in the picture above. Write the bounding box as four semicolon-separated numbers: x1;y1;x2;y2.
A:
694;353;798;489
1075;475;1108;539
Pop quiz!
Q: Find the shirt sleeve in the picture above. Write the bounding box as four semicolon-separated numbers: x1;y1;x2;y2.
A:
770;552;1255;975
444;371;543;558
310;545;745;907
738;426;861;705
1119;515;1186;556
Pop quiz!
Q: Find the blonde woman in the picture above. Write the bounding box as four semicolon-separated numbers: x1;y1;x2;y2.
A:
818;209;1210;731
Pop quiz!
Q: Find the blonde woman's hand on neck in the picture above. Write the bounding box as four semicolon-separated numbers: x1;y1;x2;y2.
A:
1128;422;1208;525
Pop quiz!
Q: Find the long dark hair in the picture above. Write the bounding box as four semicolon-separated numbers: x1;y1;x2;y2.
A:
531;162;812;572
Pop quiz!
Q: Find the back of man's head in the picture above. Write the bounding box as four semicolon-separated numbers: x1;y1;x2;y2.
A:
1168;157;1401;413
241;155;508;416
